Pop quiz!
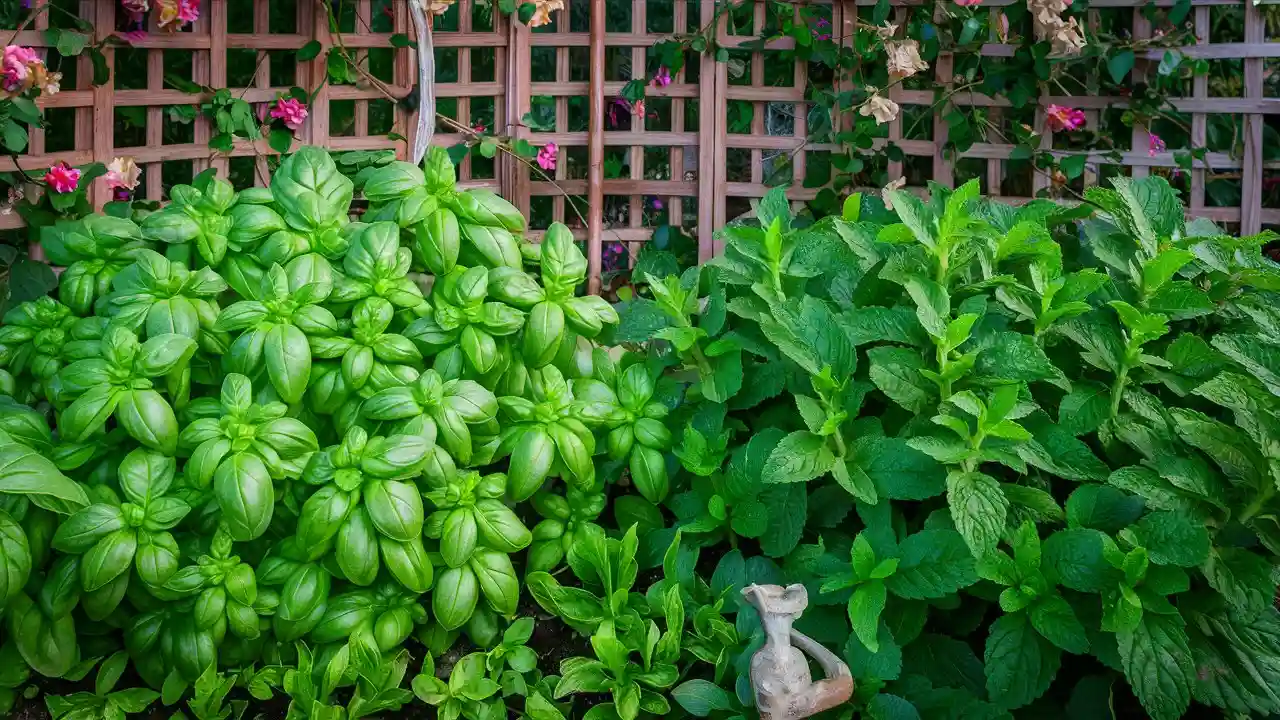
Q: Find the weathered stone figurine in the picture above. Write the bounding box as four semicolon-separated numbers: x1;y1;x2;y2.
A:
742;584;854;720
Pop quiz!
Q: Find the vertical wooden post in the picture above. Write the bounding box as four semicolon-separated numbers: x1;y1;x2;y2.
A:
92;0;116;210
253;0;272;184
304;0;332;148
1129;7;1151;181
209;0;229;177
586;0;605;293
505;12;531;214
1188;5;1209;221
1240;1;1263;235
696;0;718;261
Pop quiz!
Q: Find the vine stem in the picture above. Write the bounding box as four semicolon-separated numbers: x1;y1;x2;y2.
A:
320;0;593;236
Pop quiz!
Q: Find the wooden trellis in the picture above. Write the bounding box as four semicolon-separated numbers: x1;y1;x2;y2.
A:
2;0;1277;292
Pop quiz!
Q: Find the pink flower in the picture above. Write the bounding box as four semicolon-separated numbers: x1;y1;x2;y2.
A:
633;99;645;117
955;0;982;6
1045;104;1086;132
536;142;558;171
45;162;81;193
2;45;39;93
178;0;199;24
652;66;671;88
269;96;309;131
105;156;141;193
120;0;149;13
1148;133;1166;156
650;197;663;210
472;123;486;133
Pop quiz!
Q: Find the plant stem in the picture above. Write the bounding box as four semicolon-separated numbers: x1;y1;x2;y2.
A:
1109;363;1130;419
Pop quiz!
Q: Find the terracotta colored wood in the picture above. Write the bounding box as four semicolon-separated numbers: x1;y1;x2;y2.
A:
1240;1;1263;235
91;0;116;210
586;0;605;294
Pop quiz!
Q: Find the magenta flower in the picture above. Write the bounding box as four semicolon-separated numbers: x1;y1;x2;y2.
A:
955;0;982;6
2;45;39;93
269;96;309;131
116;29;148;44
1045;104;1086;132
652;66;672;88
177;0;200;23
650;196;663;210
45;162;81;193
1148;133;1166;156
536;142;558;171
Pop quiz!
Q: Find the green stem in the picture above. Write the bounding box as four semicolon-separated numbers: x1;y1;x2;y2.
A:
1239;484;1275;524
1109;362;1130;419
831;427;848;458
936;341;952;401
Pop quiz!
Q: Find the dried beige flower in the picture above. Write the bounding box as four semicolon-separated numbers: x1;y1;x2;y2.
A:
882;176;907;210
859;88;900;125
876;22;898;39
428;0;455;16
885;40;929;80
529;0;564;27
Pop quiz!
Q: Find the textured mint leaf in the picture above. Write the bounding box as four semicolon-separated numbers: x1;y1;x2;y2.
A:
1030;595;1090;655
866;694;920;720
900;633;985;695
984;613;1061;709
1136;511;1210;567
1107;466;1198;514
758;482;806;558
698;346;742;403
1202;547;1276;619
844;623;902;683
898;276;950;340
1212;333;1280;396
848;580;888;652
1147;281;1215;321
1170;408;1265;486
946;471;1008;558
611;299;672;344
761;431;834;485
1117;612;1194;720
1043;528;1117;593
885;529;976;599
728;360;787;410
837;306;927;347
1058;382;1110;437
973;332;1059;383
1065;485;1144;534
868;346;936;413
851;436;945;501
1185;608;1280;715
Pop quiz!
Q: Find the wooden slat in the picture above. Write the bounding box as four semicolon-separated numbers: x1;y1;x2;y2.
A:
586;0;605;293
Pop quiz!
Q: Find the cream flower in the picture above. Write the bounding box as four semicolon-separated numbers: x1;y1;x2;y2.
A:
885;40;928;80
105;157;142;192
428;0;455;15
529;0;564;27
882;176;907;210
876;23;898;39
859;88;900;125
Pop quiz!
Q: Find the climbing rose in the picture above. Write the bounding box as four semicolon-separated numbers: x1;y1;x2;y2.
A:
1045;104;1086;132
859;89;900;125
105;157;142;194
537;143;558;171
881;176;907;211
45;162;81;194
427;0;455;15
178;0;199;23
120;0;149;16
1148;133;1166;156
529;0;563;27
2;45;40;96
885;40;928;80
270;97;309;131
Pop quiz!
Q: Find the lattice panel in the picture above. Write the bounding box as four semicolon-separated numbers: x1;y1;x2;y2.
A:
3;0;1277;286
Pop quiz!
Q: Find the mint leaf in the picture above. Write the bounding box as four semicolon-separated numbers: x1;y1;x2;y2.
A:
1043;528;1117;593
1202;547;1276;619
985;613;1061;709
758;483;806;558
849;580;888;652
1135;511;1210;567
1117;613;1194;720
1030;595;1090;655
885;529;977;599
1066;485;1144;534
947;471;1008;558
762;431;834;485
868;346;936;413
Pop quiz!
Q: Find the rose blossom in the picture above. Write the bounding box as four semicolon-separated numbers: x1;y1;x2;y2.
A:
882;176;907;210
2;45;39;94
955;0;983;6
536;142;558;171
859;88;899;125
885;40;928;80
1148;133;1166;156
105;156;142;195
1045;104;1086;132
45;162;81;194
178;0;199;23
529;0;564;27
270;97;309;131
